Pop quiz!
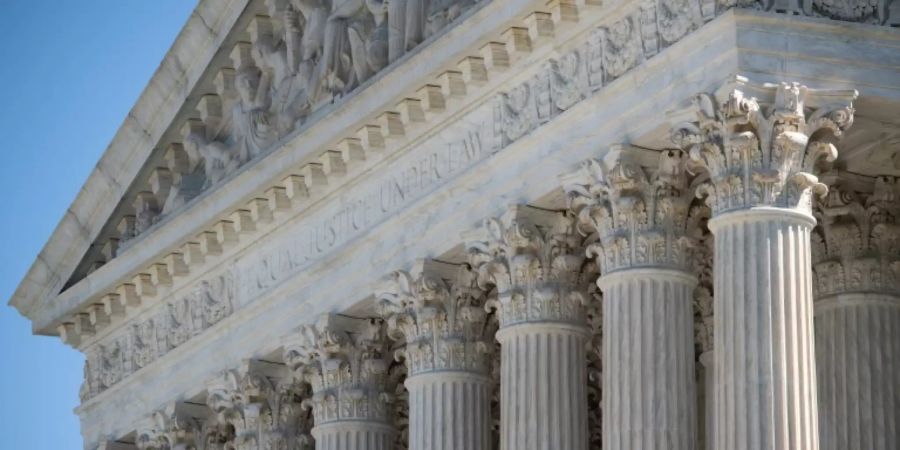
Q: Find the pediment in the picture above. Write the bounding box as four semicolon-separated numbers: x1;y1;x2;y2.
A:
12;0;900;344
10;0;489;322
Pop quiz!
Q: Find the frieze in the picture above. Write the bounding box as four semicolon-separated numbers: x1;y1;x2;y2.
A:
82;270;235;400
238;108;498;302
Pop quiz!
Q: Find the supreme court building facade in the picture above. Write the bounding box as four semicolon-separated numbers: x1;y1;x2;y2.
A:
10;0;900;448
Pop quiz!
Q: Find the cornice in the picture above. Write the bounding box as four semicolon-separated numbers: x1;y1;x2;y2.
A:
9;0;249;319
30;0;555;336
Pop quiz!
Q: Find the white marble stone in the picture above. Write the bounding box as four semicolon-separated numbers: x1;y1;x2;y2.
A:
813;180;900;450
467;206;591;450
8;0;900;448
564;145;700;450
377;260;493;450
674;79;858;450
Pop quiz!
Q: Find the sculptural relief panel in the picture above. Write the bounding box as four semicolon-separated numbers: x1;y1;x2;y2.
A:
82;271;235;400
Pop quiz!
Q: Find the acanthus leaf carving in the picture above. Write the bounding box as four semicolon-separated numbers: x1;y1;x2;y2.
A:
205;360;311;450
465;204;592;329
812;176;900;298
671;76;857;215
282;314;395;426
376;261;492;376
136;404;205;450
563;145;705;274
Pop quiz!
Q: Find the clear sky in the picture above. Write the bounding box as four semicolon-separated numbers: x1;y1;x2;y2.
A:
0;2;196;448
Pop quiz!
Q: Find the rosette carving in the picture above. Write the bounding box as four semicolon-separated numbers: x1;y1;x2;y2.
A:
564;145;706;274
812;176;900;297
282;314;394;426
671;77;857;214
377;261;492;376
465;205;592;328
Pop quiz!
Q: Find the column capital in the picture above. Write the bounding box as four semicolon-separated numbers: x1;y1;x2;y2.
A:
281;314;394;426
376;259;492;377
813;175;900;298
671;76;857;215
204;360;309;449
563;144;707;274
136;402;225;450
464;204;593;330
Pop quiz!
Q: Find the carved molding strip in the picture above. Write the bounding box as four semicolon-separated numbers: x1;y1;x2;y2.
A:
82;270;235;400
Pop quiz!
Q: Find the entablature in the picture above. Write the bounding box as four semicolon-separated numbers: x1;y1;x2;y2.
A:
19;0;900;345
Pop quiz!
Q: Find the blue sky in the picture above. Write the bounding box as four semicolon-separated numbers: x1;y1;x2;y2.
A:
0;2;196;448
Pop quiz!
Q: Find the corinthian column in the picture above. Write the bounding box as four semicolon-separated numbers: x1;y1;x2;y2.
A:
377;260;493;450
812;178;900;450
283;314;396;450
672;77;857;450
565;145;701;450
466;205;591;450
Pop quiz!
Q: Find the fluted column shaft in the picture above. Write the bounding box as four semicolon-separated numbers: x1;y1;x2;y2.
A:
496;323;589;450
710;208;819;450
815;294;900;450
406;372;492;450
599;269;697;450
312;423;395;450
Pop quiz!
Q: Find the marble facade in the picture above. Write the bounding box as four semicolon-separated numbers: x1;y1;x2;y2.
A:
9;0;900;449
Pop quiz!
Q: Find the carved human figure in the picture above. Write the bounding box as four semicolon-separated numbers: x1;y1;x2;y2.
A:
549;50;586;112
132;319;158;369
183;127;241;187
255;7;323;133
318;0;386;97
388;0;425;63
190;276;233;330
165;298;192;350
232;64;276;162
499;83;534;144
134;194;160;236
